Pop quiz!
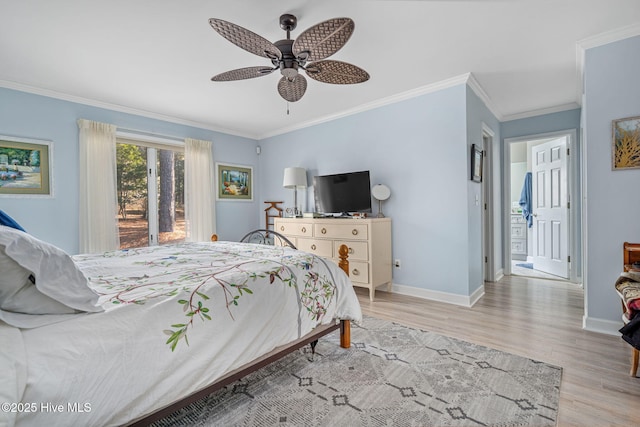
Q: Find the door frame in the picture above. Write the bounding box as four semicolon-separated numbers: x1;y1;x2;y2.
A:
503;129;580;283
482;123;495;282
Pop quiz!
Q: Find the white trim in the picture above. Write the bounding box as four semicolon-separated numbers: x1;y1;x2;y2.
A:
116;131;184;148
258;73;473;139
501;103;580;123
469;284;485;307
481;123;496;283
467;74;502;121
0;79;256;140
494;268;504;282
391;282;484;308
577;23;640;51
582;315;622;336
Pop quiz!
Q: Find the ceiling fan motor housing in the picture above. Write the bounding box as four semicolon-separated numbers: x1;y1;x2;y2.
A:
274;39;305;79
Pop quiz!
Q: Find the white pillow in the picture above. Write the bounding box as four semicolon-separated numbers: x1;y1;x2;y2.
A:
0;226;103;315
0;247;31;303
0;246;77;314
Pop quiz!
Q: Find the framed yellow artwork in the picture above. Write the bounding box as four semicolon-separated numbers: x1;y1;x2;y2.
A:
612;115;640;170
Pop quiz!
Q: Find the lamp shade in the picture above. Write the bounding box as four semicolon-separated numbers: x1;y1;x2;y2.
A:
283;167;307;188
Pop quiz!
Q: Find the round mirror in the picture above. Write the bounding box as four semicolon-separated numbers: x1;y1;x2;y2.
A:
371;184;391;201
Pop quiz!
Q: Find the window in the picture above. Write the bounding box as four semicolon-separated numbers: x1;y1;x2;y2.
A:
116;140;185;249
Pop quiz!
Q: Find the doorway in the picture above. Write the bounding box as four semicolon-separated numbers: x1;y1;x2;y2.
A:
505;130;579;282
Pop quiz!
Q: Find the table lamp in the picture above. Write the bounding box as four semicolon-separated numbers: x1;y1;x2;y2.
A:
283;167;307;217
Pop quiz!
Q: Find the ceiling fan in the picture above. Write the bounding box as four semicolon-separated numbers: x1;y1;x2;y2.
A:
209;14;370;103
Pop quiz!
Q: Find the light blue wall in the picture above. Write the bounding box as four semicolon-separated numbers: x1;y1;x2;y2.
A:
583;35;640;325
0;87;259;253
259;85;477;297
466;87;501;293
502;109;581;139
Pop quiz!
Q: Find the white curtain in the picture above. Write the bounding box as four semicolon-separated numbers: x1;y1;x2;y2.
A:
77;119;119;253
184;138;216;242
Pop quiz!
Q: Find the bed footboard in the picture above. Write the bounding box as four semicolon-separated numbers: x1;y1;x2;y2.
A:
337;243;351;348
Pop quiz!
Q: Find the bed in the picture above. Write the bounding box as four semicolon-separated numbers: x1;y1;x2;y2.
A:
0;225;362;426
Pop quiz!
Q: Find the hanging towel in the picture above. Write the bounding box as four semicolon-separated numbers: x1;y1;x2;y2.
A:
519;172;533;228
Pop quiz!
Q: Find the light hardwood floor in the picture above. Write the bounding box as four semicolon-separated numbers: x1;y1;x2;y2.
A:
354;276;640;427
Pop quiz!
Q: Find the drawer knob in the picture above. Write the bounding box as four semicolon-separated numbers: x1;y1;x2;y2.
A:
311;244;316;250
301;227;306;233
280;226;285;231
348;247;354;254
321;227;327;234
352;268;360;276
352;229;358;236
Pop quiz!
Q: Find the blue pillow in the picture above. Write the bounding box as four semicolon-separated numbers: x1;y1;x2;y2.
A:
0;210;26;232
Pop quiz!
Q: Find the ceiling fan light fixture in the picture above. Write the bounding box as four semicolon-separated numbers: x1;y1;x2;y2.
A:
281;66;298;79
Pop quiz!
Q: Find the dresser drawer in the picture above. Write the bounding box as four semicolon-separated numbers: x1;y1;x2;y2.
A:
511;215;526;224
277;222;312;237
511;224;526;238
511;239;526;254
333;240;368;262
314;223;368;240
346;261;369;284
296;238;333;258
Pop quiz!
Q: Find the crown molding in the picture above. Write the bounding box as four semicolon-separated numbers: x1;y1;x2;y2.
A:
258;73;473;139
0;80;259;140
501;102;581;123
465;73;503;121
575;24;640;108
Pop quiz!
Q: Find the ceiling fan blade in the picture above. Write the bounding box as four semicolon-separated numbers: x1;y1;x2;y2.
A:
209;18;282;60
304;60;370;84
211;66;275;82
292;18;354;62
277;75;307;102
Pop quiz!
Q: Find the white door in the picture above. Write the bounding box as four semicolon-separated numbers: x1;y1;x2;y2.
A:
531;137;569;278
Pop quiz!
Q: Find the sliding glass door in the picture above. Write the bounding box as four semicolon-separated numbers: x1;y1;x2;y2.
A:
116;142;184;249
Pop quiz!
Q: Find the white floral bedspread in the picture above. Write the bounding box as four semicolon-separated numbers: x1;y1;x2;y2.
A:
11;241;361;427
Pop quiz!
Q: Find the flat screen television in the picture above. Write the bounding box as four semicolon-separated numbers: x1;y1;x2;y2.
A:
313;170;372;215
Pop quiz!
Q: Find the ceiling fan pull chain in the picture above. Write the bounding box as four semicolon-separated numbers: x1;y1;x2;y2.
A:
287;102;290;115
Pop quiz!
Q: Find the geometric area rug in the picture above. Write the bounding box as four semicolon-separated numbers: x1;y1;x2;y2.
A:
152;316;562;427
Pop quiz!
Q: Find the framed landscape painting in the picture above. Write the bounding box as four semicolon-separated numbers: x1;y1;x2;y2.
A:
216;162;253;201
0;135;53;197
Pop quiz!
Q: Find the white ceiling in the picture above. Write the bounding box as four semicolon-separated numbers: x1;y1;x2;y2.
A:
1;0;639;139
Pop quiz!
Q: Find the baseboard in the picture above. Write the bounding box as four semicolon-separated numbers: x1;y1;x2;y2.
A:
469;285;485;306
391;283;484;308
493;268;504;282
582;315;623;336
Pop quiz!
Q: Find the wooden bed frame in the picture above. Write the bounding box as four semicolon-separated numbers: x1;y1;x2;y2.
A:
622;242;640;377
128;240;352;425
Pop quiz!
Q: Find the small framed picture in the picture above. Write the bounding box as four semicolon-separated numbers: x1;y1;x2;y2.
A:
612;115;640;170
471;144;483;182
0;135;53;197
215;162;253;201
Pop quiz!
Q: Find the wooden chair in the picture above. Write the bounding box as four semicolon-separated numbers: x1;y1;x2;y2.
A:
621;242;640;376
264;201;283;232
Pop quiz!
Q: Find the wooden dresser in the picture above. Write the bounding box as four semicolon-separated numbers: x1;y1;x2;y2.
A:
274;217;392;301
